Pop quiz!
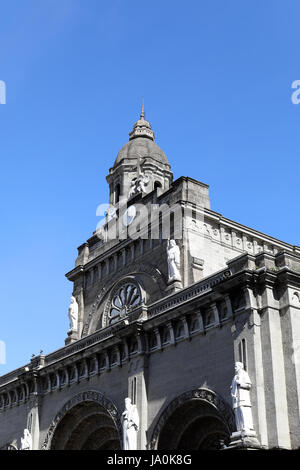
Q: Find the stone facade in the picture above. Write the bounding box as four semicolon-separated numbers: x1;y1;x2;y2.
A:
0;110;300;450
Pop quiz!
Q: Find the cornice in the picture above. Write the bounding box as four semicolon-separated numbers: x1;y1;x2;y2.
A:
204;208;300;254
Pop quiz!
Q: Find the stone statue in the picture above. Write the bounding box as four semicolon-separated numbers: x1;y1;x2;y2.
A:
136;172;149;193
167;239;181;282
231;362;254;434
20;429;32;450
128;173;150;198
128;179;137;198
121;397;139;450
68;296;78;332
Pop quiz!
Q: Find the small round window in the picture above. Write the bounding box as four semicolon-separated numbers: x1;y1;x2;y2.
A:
108;282;141;325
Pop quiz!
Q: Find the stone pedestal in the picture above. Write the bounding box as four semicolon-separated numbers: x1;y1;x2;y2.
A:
165;280;182;294
225;431;261;450
65;330;78;345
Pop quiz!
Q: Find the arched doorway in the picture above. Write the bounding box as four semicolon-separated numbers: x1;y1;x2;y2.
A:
42;391;122;450
150;388;235;450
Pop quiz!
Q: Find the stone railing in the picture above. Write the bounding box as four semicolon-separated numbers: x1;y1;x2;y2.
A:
45;326;115;365
0;364;30;387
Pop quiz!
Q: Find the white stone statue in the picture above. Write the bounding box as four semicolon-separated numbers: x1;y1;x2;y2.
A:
167;239;181;282
128;173;150;199
231;362;254;434
128;179;137;198
136;172;149;193
20;429;32;450
68;296;78;332
121;397;139;450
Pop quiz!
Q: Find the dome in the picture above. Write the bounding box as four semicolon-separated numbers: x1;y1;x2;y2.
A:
113;136;169;167
106;105;173;202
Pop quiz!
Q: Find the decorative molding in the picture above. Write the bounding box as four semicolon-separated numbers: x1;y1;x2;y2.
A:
102;279;142;328
81;263;166;337
148;269;231;318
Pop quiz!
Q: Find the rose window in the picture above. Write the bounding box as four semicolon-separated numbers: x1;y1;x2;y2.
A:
108;283;141;324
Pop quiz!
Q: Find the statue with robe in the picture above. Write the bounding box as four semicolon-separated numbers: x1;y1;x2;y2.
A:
20;429;32;450
68;296;78;332
128;172;150;199
231;361;254;434
121;397;139;450
136;172;149;193
167;239;181;282
128;179;137;199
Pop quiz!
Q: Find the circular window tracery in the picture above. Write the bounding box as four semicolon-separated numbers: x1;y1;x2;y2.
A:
108;282;141;325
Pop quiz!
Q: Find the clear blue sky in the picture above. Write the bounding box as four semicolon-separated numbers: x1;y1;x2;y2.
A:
0;0;299;375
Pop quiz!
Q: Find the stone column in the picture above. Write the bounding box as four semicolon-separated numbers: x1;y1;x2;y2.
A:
27;372;40;450
122;249;126;266
98;264;102;280
232;284;268;448
278;286;300;448
113;254;118;272
182;316;190;339
90;268;94;285
167;321;175;345
123;338;129;362
251;308;268;447
197;310;204;333
224;294;233;318
211;302;220;326
27;398;40;450
154;327;162;350
128;355;148;450
260;284;291;448
131;244;135;261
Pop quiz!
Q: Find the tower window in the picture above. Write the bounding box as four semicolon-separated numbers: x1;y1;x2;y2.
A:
131;377;137;405
238;338;247;371
154;181;162;196
115;184;121;204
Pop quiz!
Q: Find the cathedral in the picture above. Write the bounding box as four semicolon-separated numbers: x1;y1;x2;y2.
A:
0;108;300;450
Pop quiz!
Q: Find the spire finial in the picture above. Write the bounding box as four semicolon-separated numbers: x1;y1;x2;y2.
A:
129;98;155;141
140;97;145;119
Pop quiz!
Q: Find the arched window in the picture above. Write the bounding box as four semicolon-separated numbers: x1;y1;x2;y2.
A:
115;183;121;204
108;282;142;325
154;181;162;196
238;338;247;371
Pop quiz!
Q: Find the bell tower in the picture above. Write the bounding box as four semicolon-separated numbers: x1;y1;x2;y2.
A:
106;103;173;205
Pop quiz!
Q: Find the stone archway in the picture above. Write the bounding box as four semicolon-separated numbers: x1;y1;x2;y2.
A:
42;391;121;450
149;388;235;450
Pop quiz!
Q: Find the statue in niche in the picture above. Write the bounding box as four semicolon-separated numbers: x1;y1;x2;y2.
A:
231;362;254;434
121;397;139;450
20;429;32;450
68;296;78;332
167;239;181;282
